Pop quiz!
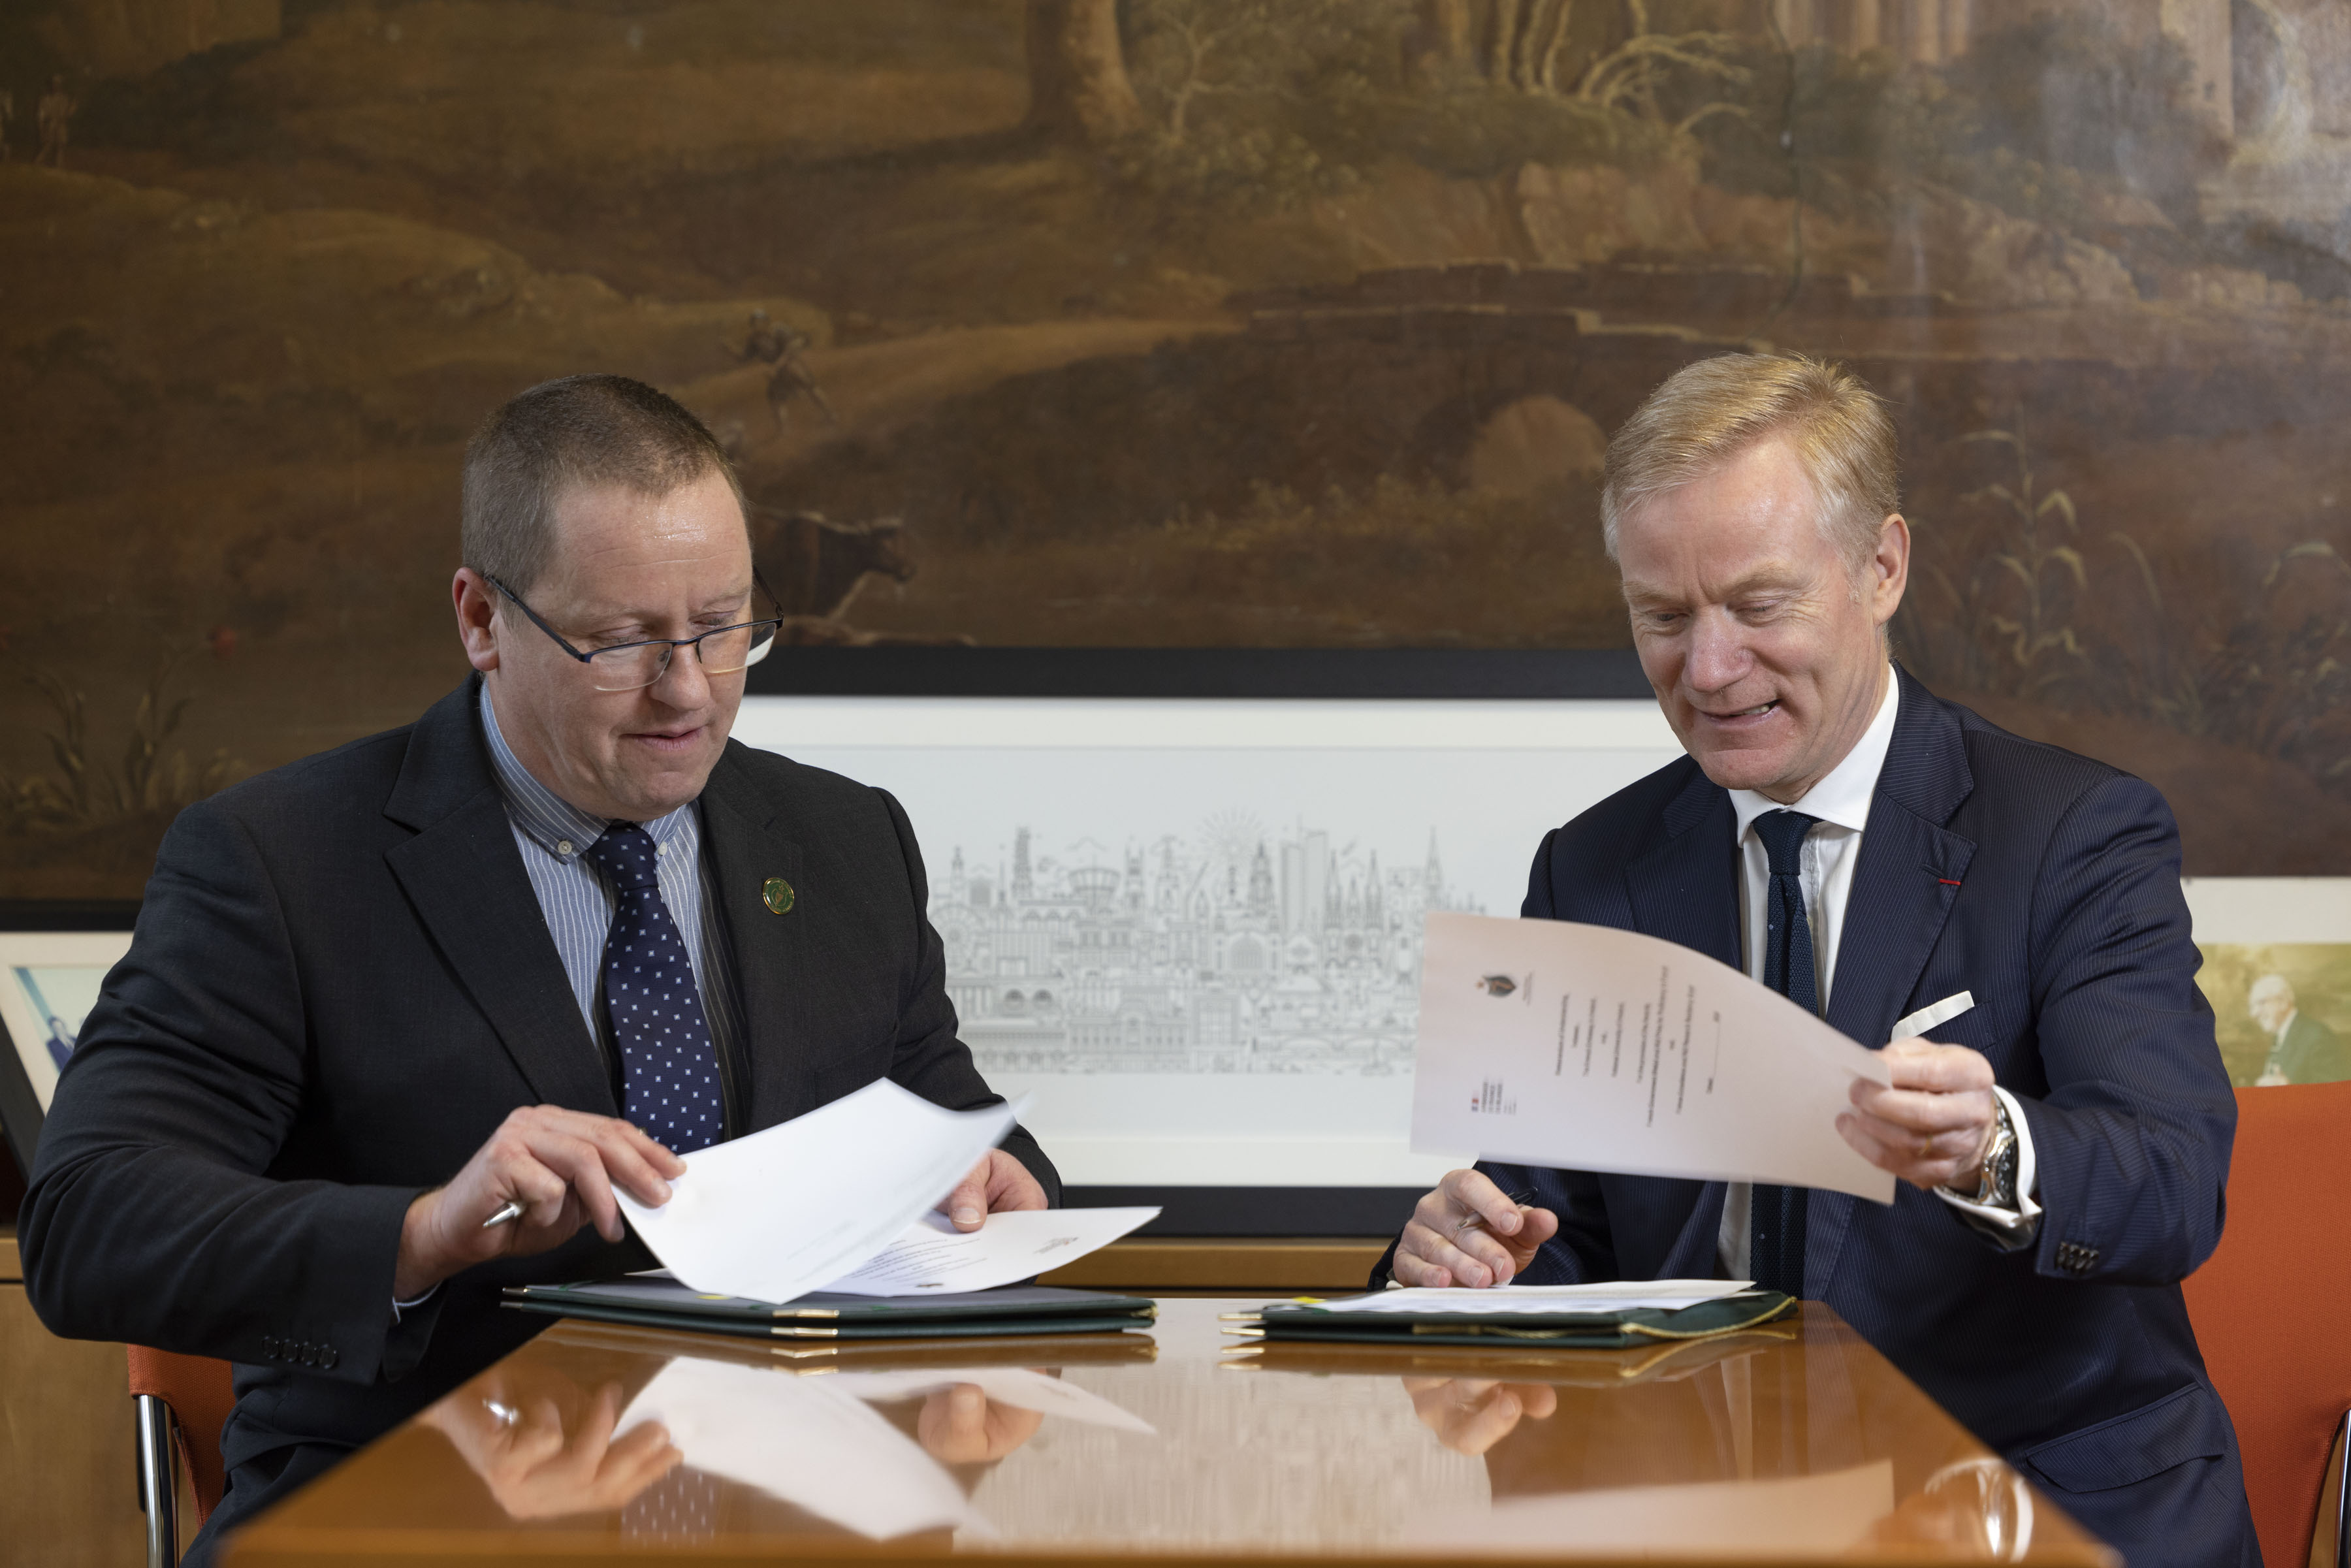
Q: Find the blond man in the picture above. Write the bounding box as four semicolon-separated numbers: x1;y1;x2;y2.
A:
1382;355;2252;1567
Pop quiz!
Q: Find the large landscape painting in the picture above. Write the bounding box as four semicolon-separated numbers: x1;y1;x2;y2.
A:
7;0;2351;897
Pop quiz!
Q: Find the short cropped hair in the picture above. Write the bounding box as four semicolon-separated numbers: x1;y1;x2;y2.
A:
462;374;745;596
1600;354;1899;568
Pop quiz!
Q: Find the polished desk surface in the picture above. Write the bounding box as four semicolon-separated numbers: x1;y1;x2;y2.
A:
225;1299;2114;1567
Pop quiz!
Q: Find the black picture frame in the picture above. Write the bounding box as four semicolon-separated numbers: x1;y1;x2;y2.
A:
747;644;1655;1236
0;906;144;1184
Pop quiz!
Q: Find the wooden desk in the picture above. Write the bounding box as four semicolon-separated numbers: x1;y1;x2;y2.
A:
225;1300;2112;1566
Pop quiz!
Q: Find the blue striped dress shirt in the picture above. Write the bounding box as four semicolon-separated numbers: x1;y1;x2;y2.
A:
477;688;749;1119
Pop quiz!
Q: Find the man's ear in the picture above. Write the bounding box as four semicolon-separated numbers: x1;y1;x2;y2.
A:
453;568;502;673
1869;514;1910;626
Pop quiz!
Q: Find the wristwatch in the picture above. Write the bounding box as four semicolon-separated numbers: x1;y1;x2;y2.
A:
1955;1096;2019;1210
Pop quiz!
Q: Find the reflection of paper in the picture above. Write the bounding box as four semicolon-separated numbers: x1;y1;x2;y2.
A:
824;1367;1158;1434
620;1357;977;1539
1416;1461;1895;1554
822;1207;1159;1296
618;1079;1018;1303
1413;914;1895;1202
1307;1281;1753;1316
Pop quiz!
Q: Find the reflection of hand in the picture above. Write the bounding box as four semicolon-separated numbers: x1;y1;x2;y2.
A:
423;1371;681;1520
916;1383;1046;1464
1403;1378;1558;1456
1838;1040;1999;1192
936;1148;1049;1233
1394;1170;1560;1287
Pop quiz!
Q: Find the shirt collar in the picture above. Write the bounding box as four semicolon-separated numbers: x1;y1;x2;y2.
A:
477;684;696;856
1728;664;1901;842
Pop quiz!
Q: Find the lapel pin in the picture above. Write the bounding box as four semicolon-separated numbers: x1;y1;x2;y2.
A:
762;876;795;916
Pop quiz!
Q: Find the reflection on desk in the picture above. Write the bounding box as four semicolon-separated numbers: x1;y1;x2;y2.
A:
224;1301;2115;1565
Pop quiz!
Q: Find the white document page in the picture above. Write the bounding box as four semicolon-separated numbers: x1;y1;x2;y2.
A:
617;1078;1019;1304
822;1206;1160;1296
1413;913;1896;1202
620;1357;978;1539
822;1367;1159;1433
1308;1280;1753;1316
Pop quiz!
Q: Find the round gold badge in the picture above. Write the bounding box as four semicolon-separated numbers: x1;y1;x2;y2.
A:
761;876;795;916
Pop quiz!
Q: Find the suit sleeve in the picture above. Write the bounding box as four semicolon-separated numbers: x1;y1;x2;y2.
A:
20;799;426;1383
2013;773;2235;1287
872;788;1062;1206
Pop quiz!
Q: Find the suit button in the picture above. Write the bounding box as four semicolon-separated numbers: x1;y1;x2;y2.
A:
322;1347;339;1370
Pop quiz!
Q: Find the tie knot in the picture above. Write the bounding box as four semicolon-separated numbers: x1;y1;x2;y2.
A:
586;822;661;891
1752;810;1818;878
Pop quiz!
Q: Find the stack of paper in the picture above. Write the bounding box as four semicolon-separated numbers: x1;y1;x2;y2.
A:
613;1080;1154;1304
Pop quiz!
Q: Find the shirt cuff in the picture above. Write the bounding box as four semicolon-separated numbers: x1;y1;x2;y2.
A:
1933;1087;2041;1251
391;1285;440;1324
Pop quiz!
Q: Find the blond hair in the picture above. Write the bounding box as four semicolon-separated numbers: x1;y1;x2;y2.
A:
1600;354;1899;568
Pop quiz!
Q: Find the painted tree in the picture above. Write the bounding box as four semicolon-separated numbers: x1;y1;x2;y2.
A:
1025;0;1149;142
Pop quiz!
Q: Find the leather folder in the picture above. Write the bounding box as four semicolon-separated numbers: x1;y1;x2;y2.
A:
1228;1290;1796;1349
502;1277;1157;1340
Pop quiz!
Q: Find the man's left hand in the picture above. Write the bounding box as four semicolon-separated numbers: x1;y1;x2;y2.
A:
1837;1039;1998;1192
939;1148;1049;1232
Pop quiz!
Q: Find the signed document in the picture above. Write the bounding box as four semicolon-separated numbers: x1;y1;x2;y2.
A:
824;1206;1160;1296
1411;913;1896;1202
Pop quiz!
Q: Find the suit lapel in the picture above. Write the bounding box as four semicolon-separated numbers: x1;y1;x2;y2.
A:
699;745;810;1129
1623;769;1741;1275
383;680;615;1115
1625;770;1742;971
1812;668;1977;1295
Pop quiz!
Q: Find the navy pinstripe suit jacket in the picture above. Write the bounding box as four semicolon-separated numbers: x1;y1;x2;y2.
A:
1479;668;2258;1565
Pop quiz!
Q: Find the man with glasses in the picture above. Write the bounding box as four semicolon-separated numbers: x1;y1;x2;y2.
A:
22;375;1055;1558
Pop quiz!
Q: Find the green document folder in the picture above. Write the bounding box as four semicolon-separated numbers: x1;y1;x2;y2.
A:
1237;1290;1797;1349
502;1277;1157;1341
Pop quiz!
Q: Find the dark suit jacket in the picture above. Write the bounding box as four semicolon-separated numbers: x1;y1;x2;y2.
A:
1405;669;2255;1566
2272;1012;2351;1084
21;677;1057;1531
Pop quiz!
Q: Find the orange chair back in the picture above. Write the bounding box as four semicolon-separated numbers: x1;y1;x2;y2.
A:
2183;1082;2351;1568
125;1347;236;1524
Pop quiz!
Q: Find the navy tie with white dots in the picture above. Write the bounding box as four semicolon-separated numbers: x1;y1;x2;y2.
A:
585;822;724;1155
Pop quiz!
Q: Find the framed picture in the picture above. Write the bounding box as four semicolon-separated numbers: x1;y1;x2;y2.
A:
0;929;135;1179
2184;878;2351;1089
734;678;1684;1235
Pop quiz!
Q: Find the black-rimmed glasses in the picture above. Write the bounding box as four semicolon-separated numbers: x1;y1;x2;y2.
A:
487;573;784;693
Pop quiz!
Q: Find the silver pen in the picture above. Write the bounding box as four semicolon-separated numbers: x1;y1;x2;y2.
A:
481;1200;524;1230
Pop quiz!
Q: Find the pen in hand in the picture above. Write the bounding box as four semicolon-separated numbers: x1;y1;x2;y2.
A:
481;1200;524;1230
1450;1188;1540;1241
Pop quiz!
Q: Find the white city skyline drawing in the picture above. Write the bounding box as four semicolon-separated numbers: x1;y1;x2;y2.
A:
933;818;1486;1076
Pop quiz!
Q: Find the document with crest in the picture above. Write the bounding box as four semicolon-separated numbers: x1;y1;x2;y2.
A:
1412;913;1896;1202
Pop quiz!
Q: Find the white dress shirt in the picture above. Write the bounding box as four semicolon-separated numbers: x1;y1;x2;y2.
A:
1715;666;2041;1279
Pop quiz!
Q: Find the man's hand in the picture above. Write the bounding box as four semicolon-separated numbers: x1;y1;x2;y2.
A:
1403;1377;1558;1456
916;1383;1047;1464
1392;1169;1559;1288
396;1106;687;1299
938;1147;1049;1234
1837;1039;1998;1192
421;1369;680;1520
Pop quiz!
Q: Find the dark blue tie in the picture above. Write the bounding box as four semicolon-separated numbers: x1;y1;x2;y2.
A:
585;823;724;1155
1750;808;1819;1298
